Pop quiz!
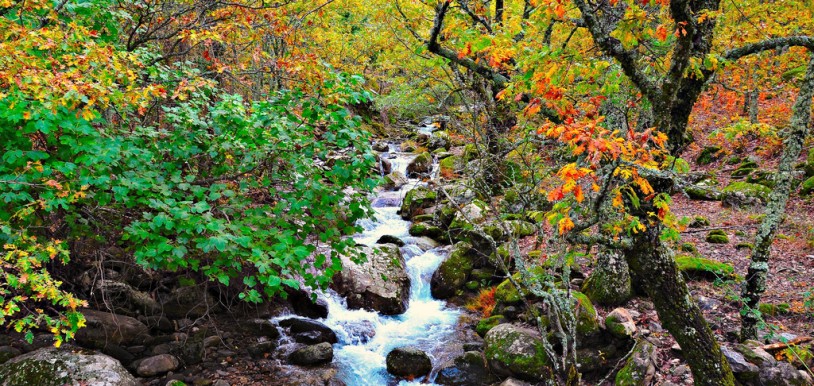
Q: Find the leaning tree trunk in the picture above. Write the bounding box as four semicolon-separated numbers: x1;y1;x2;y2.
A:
626;225;736;386
741;54;814;341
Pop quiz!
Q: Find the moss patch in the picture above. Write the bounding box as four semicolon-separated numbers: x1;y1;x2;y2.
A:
706;229;730;244
800;176;814;196
722;181;772;202
696;146;722;165
675;255;735;280
476;315;507;337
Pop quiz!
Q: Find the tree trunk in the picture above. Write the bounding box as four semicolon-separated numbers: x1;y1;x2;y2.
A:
626;226;736;386
741;54;814;340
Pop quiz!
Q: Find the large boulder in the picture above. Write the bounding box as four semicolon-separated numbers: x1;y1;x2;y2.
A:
331;244;410;315
582;251;632;306
614;339;657;385
484;324;552;382
430;242;476;299
400;186;438;220
75;309;151;348
0;347;137;386
406;152;433;177
385;347;432;378
435;351;499;386
289;343;333;366
482;220;536;242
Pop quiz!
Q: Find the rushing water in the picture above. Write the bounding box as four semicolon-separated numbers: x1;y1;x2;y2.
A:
317;144;460;385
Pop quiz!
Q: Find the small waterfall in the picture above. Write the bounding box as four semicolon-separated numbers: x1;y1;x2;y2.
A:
318;146;459;385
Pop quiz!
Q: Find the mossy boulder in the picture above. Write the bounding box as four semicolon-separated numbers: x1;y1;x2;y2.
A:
722;181;772;207
439;155;465;178
605;308;637;340
758;302;791;316
381;171;408;191
332;244;410;315
476;315;508;337
482;220;536;242
706;229;730;244
484;324;553;382
435;351;499;386
686;178;721;201
805;148;814;177
406;152;433;177
400;186;437;220
430;242;476;299
582;251;632;307
409;222;444;239
428;131;450;150
800;176;814;196
675;255;735;280
735;242;754;251
732;160;759;179
571;292;600;338
448;200;488;233
746;170;777;188
386;346;432;378
679;242;698;253
697;145;722;165
495;275;524;305
615;340;657;386
0;347;137;386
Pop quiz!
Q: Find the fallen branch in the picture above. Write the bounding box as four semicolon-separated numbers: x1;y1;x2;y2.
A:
761;337;813;352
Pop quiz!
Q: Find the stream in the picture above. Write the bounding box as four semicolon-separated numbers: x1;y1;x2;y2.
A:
312;139;460;385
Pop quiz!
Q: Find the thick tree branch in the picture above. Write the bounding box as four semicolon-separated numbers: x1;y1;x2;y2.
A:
724;36;814;61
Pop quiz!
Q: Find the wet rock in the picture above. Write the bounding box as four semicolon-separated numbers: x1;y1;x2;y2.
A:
289;342;333;366
331;244;410;315
582;251;632;306
386;346;432;378
482;220;536;242
605;308;637;340
484;324;552;382
160;285;220;319
376;235;405;247
435;351;498;386
372;141;389;152
75;309;151;348
409;222;444;239
279;318;337;344
431;242;476;299
0;347;137;386
286;289;329;319
614;339;657;386
462;342;483;352
412;237;440;251
406;152;432;177
382;171;408;191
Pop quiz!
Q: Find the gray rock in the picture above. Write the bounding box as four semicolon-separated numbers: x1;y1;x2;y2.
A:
289;343;333;366
331;244;410;315
75;309;151;348
759;361;812;385
500;379;534;386
406;152;432;177
0;347;137;386
247;341;277;358
136;354;180;377
0;346;21;364
722;346;759;382
385;346;432;378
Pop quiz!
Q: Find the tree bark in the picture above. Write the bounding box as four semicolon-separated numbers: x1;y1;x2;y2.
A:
626;228;736;385
741;54;814;341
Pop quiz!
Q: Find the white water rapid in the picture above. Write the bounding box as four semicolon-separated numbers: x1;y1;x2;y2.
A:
320;144;460;385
